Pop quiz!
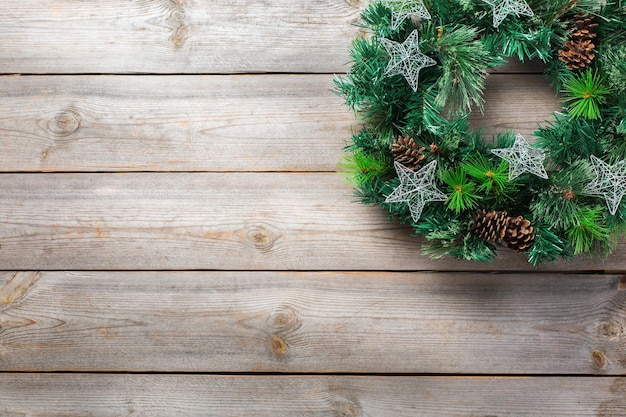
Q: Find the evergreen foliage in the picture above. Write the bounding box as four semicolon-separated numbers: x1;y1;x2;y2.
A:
562;69;610;120
337;0;626;266
441;168;482;213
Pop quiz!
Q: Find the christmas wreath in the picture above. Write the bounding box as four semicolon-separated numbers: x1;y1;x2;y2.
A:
336;0;626;266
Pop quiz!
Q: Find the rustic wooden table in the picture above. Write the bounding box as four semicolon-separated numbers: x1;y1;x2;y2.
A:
0;1;625;415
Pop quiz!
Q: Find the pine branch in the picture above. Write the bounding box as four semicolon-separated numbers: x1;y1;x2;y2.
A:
441;168;482;213
535;116;603;166
566;206;610;255
527;224;571;266
433;25;504;115
562;69;611;120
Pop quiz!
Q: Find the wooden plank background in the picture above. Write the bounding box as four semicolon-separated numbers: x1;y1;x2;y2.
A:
1;0;625;415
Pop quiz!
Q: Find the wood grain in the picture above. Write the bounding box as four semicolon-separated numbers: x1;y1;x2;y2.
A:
0;0;363;74
0;74;561;172
1;374;625;416
0;172;624;271
1;271;624;373
0;75;351;172
469;73;561;141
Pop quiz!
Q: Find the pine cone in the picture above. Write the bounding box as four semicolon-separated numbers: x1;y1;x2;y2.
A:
572;13;599;36
558;39;596;70
471;210;509;243
558;13;598;70
503;215;535;252
392;136;426;171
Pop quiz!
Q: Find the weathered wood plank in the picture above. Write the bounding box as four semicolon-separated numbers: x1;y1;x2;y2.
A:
1;374;625;416
469;73;561;141
1;271;624;373
0;74;560;172
0;75;350;172
0;173;624;271
490;57;547;74
0;0;363;74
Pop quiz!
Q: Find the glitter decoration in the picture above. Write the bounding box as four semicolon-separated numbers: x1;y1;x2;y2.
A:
385;160;447;223
381;30;437;92
584;155;626;215
491;134;549;180
482;0;534;28
383;0;431;31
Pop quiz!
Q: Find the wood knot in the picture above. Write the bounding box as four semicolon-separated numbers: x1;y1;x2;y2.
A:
247;225;278;251
170;24;187;49
338;403;362;417
269;305;302;334
167;0;187;49
47;110;81;137
598;321;624;338
271;335;288;356
0;272;40;312
344;0;361;8
592;349;607;369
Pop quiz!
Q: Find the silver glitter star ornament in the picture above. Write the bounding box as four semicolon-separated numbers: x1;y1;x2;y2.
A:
383;0;431;30
584;155;626;215
491;134;549;180
385;160;447;223
482;0;534;28
381;30;437;92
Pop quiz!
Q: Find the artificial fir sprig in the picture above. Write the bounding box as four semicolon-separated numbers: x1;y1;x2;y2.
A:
462;155;510;196
433;24;504;114
567;206;610;255
341;149;389;189
527;224;570;266
441;168;482;213
535;116;603;166
562;69;611;120
529;159;593;230
600;45;626;94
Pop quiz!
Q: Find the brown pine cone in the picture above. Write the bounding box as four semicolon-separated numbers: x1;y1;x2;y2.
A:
558;13;598;70
503;215;535;252
471;210;509;243
392;136;426;171
573;13;599;35
558;39;596;70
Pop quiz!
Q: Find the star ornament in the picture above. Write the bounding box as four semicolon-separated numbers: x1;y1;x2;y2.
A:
383;0;431;31
381;30;437;92
482;0;534;28
385;160;447;223
491;134;549;180
584;155;626;215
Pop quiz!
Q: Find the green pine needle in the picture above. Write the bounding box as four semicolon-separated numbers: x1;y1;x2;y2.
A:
599;45;626;94
534;116;603;166
340;150;389;188
441;168;482;213
462;155;510;195
562;69;611;120
450;233;497;262
433;25;504;115
566;206;610;255
527;225;570;267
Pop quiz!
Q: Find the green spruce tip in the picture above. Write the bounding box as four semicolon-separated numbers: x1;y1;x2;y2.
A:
336;0;626;265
